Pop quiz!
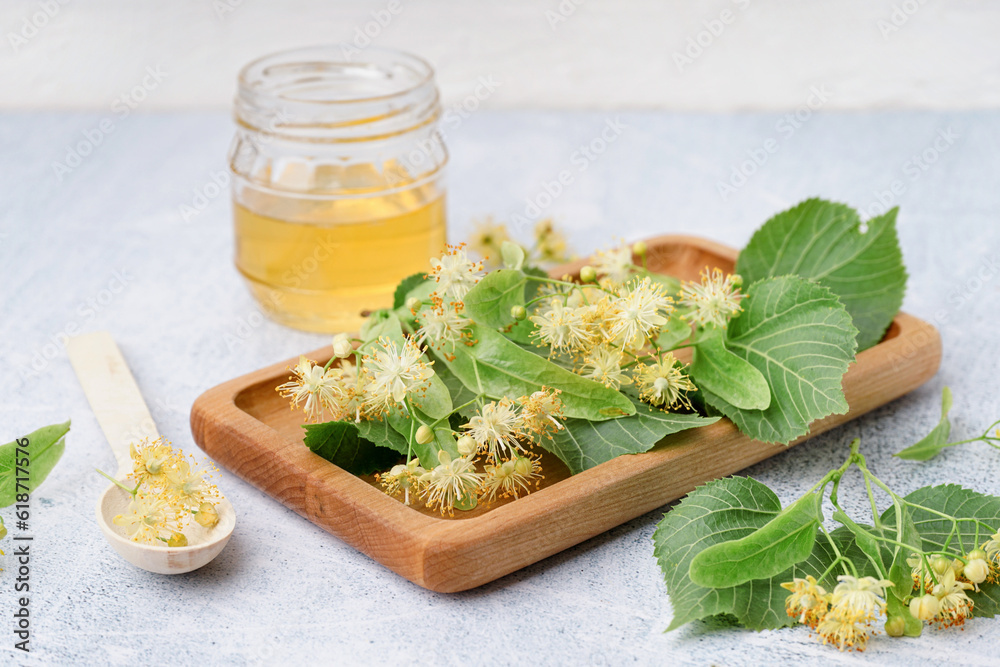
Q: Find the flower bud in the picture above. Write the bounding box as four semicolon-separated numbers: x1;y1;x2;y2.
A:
579;266;597;284
884;615;906;637
415;425;435;445
965;557;989;584
513;456;534;476
0;522;6;541
195;502;219;528
932;556;952;575
730;274;743;289
632;241;647;257
405;297;421;312
456;435;477;456
331;333;353;358
511;305;527;321
910;594;940;621
167;532;189;547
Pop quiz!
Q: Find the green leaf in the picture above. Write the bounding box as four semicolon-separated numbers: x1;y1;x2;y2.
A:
702;276;858;445
542;396;719;474
0;421;70;507
832;510;886;575
463;269;527;331
654;315;692;351
885;502;922;597
654;476;856;631
428;352;479;415
392;277;438;325
440;323;635;421
392;272;430;310
895;387;953;461
500;241;525;270
689;491;823;588
736;198;907;351
354;419;411;455
359;310;453;420
690;331;771;411
303;421;400;476
889;484;1000;617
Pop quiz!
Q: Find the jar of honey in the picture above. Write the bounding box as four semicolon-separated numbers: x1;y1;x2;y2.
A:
229;46;448;332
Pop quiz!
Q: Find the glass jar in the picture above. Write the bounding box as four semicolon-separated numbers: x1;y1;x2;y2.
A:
229;46;448;333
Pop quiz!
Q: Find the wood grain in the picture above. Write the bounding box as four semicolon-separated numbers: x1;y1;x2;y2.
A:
190;235;941;592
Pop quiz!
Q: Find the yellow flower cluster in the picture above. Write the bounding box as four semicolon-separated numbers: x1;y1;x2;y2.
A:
111;437;223;546
783;575;892;652
468;217;570;269
377;388;561;516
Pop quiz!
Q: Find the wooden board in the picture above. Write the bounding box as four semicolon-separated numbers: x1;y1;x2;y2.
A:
190;235;941;592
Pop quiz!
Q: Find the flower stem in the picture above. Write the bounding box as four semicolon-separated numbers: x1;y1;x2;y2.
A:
95;468;138;497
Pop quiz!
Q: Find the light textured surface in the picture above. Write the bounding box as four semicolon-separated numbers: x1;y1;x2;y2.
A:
2;109;1000;665
2;0;1000;111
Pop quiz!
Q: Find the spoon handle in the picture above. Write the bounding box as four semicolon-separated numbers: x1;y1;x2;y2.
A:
68;331;159;478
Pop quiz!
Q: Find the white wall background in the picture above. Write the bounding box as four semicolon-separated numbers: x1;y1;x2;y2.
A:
1;0;998;112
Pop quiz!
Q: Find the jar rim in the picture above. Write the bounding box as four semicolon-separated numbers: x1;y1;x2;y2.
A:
237;45;436;106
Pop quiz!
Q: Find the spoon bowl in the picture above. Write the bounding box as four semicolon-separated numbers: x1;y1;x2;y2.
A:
96;484;236;574
69;331;236;574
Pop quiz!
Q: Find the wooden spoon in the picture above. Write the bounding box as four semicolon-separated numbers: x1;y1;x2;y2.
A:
68;331;235;574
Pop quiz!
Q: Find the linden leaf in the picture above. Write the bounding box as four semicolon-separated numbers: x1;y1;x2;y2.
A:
736;198;907;351
654;476;867;631
303;422;400;476
690;330;771;411
542;397;719;474
702;276;858;445
689;491;823;588
500;241;526;270
0;421;70;507
440;323;635;421
463;269;527;331
392;272;430;310
894;387;953;461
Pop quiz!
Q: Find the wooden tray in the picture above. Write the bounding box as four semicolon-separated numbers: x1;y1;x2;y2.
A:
190;235;941;592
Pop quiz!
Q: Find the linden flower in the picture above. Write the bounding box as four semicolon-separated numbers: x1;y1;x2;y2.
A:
607;278;672;347
462;399;524;462
634;354;696;410
981;531;1000;583
517;388;564;440
482;455;543;502
907;553;935;593
932;569;975;628
781;575;830;628
593;244;634;285
679;267;745;328
415;303;470;354
165;459;219;509
579;345;630;390
277;356;346;423
113;492;183;544
530;301;595;354
467;216;511;266
420;451;482;516
362;337;434;415
130;437;182;485
323;360;364;422
376;458;426;506
429;244;483;301
534;218;570;264
828;575;892;623
816;613;872;652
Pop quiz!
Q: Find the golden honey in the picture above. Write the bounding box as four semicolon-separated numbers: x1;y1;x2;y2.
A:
230;47;448;333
